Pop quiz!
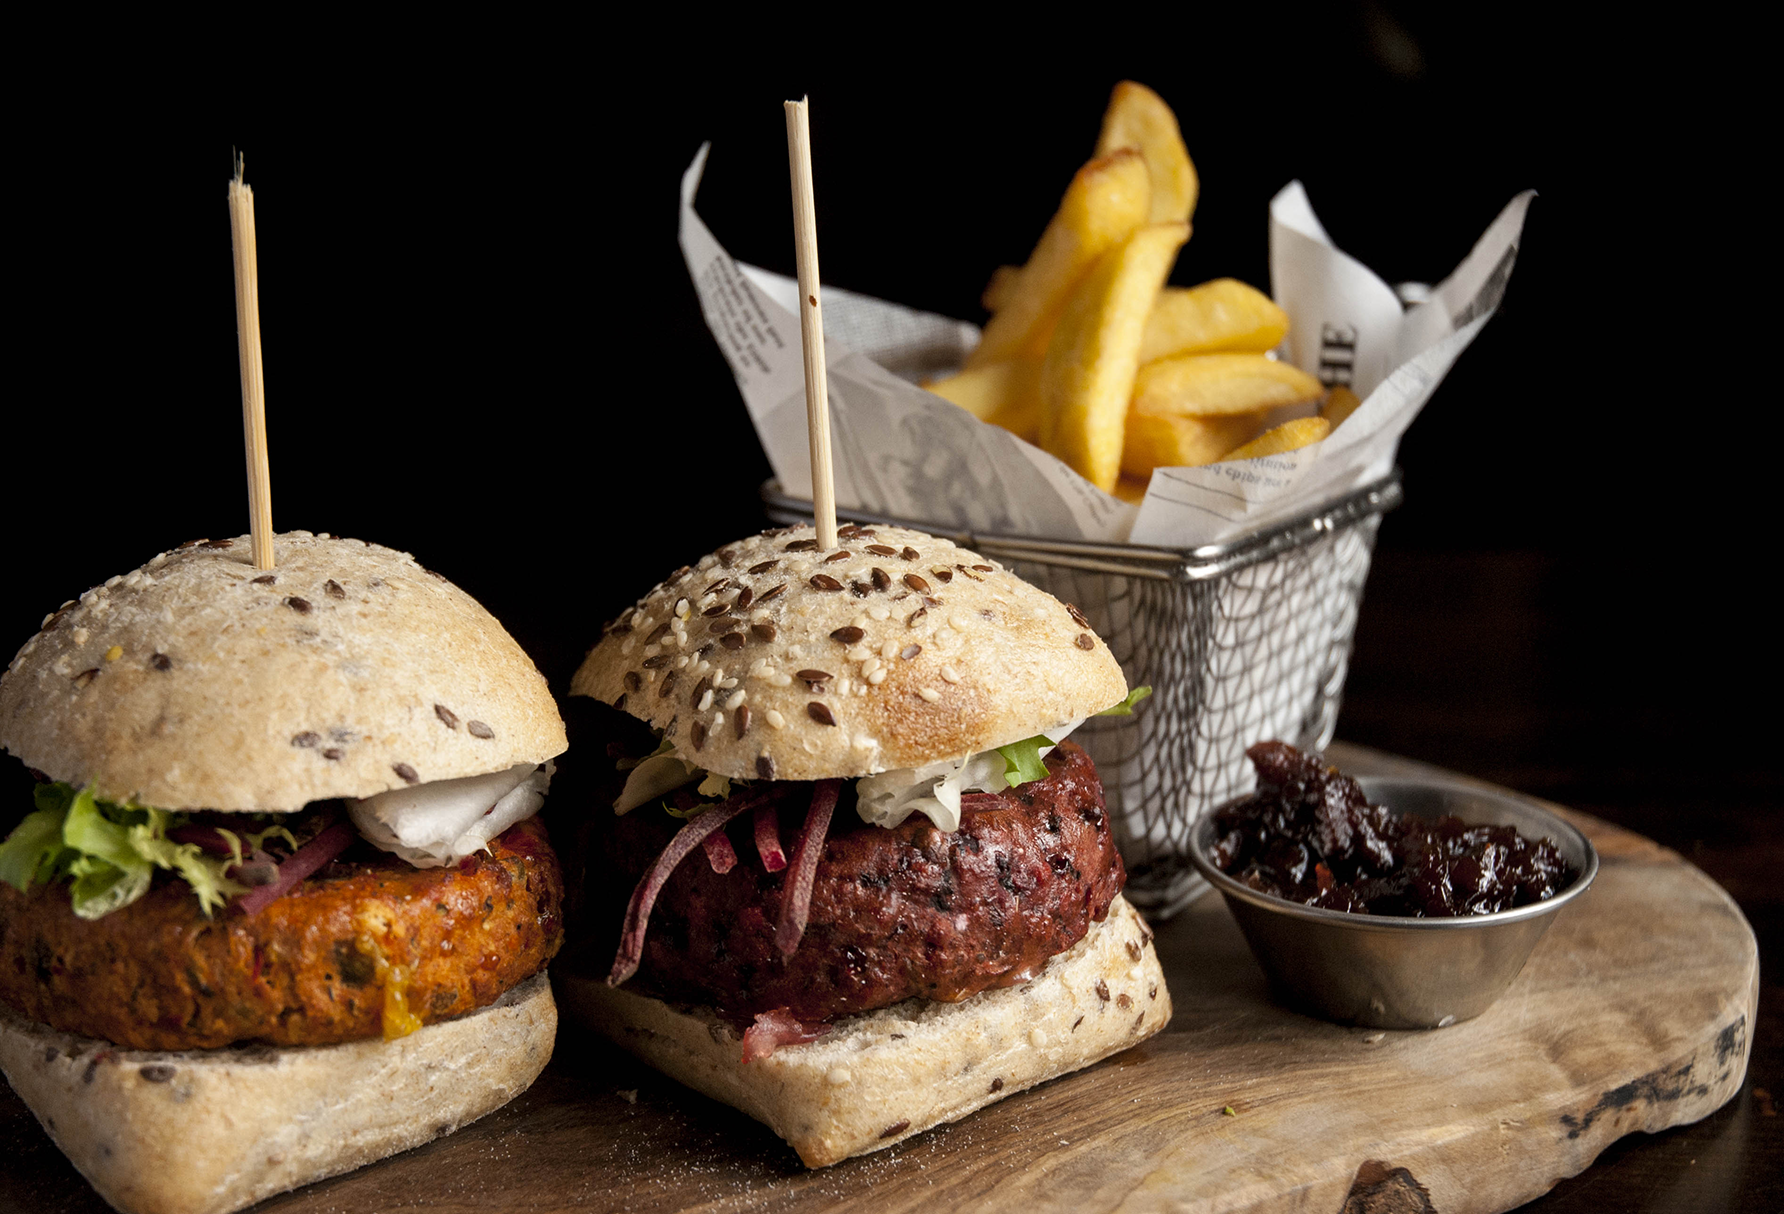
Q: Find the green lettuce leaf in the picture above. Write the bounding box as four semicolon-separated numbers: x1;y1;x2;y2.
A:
997;736;1055;788
1096;686;1152;716
0;809;72;891
0;783;247;919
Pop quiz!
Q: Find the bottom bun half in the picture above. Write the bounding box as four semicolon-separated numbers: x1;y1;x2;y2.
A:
0;971;556;1214
559;895;1169;1167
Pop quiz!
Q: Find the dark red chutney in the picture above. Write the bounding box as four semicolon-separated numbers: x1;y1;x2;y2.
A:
1210;741;1575;917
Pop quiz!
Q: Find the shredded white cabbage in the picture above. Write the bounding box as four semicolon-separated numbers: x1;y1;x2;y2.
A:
613;753;703;814
349;762;553;867
854;718;1086;831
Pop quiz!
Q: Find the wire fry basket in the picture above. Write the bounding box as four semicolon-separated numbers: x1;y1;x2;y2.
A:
763;472;1402;919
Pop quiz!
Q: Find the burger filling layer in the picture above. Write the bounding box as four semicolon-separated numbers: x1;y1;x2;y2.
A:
0;816;562;1051
594;741;1123;1025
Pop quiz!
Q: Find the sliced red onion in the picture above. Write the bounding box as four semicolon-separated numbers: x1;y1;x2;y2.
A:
959;792;1003;811
774;780;839;959
702;827;739;874
740;1006;832;1063
753;801;787;872
167;825;239;856
608;796;757;986
236;821;357;916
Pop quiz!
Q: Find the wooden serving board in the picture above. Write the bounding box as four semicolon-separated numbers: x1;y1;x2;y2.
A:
1;744;1757;1214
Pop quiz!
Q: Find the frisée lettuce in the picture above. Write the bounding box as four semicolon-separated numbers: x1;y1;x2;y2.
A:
0;783;248;920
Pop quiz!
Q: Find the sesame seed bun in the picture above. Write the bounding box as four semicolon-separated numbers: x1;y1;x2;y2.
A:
569;524;1126;782
0;533;567;812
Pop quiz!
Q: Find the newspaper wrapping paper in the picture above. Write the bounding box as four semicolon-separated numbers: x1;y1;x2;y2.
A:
678;145;1532;546
679;145;1532;893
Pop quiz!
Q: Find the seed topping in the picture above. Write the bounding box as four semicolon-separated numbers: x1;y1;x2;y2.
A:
830;626;865;644
733;705;751;738
901;644;922;660
1076;633;1096;650
394;763;419;784
691;721;708;751
810;574;843;592
721;632;746;650
757;583;788;604
757;754;776;779
901;547;920;561
871;567;892;592
435;704;460;729
823;550;851;563
286;597;312;614
865;544;898;556
659;672;679;698
251;574;276;585
808;702;837;726
796;669;833;689
1067;603;1091;628
150;653;173;672
784;539;819;552
749;559;779;575
903;573;930;593
325;579;346;599
467;720;495;739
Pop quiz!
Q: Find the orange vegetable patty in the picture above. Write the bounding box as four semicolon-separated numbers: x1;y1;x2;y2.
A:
0;815;563;1050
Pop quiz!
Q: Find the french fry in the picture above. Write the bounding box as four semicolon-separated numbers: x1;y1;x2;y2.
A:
1121;410;1264;477
966;149;1151;369
924;360;1043;442
1321;385;1363;429
1039;222;1191;491
1137;279;1288;364
981;264;1022;313
1220;416;1331;462
1132;353;1324;418
1113;474;1151;504
1094;81;1198;224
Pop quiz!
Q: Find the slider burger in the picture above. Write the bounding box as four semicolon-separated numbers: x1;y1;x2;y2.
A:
0;533;567;1214
559;521;1169;1167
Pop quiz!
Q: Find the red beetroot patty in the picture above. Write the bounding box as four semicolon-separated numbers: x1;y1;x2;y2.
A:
600;741;1124;1023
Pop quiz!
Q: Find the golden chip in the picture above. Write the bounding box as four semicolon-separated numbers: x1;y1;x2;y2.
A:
1138;279;1288;364
967;149;1151;368
1113;474;1151;504
1121;410;1264;477
1322;385;1363;429
1039;221;1189;492
980;264;1022;313
1094;81;1198;224
925;361;1042;442
1220;416;1331;462
1132;353;1325;418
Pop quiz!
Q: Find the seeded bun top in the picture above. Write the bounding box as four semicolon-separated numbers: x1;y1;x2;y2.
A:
0;533;567;813
570;523;1127;782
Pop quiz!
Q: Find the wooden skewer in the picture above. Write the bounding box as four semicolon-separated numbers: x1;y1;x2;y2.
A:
784;97;837;550
228;152;275;571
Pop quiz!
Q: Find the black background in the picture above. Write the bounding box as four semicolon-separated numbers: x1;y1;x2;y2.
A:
6;17;1769;828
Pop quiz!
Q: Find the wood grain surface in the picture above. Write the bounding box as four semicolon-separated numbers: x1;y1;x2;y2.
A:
0;743;1756;1214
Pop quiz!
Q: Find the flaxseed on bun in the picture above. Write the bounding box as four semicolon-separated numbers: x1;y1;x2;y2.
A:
2;532;566;812
564;521;1166;1169
570;521;1126;780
